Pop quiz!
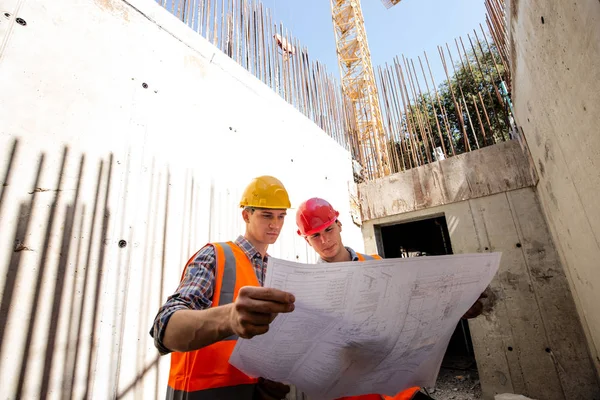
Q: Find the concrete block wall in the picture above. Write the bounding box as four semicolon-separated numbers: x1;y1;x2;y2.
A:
358;140;599;399
507;0;600;375
0;0;363;398
359;140;537;220
361;187;599;400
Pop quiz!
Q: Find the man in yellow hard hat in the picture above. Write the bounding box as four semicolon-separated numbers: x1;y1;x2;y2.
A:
150;175;296;400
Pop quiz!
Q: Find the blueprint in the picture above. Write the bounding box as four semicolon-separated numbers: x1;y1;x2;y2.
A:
229;253;501;399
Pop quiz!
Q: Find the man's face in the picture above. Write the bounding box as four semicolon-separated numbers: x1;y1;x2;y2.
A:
305;220;343;259
244;208;287;245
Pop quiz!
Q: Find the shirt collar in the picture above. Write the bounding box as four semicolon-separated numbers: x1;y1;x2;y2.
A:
234;235;268;261
317;246;358;263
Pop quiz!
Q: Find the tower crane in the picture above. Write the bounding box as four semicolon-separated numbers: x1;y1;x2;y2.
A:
329;0;403;179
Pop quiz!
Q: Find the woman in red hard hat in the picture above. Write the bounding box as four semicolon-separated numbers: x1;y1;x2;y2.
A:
296;197;485;400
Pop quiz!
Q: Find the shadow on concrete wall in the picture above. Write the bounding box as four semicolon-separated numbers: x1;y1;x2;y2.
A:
0;138;168;399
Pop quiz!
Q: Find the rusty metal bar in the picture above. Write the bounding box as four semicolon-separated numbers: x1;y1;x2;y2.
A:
473;28;512;138
385;65;408;170
403;55;431;164
155;0;513;180
485;16;510;86
395;57;421;166
417;56;446;159
446;42;480;150
459;36;502;134
472;94;489;146
439;45;470;152
378;66;402;171
477;25;503;84
462;96;479;150
424;51;455;156
468;33;503;104
411;58;438;159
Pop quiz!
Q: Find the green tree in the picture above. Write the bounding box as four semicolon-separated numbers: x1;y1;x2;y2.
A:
384;40;512;174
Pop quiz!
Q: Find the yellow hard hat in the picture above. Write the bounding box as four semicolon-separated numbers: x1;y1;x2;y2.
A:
239;175;291;209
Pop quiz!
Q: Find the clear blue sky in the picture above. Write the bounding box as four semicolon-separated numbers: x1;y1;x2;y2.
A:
260;0;488;85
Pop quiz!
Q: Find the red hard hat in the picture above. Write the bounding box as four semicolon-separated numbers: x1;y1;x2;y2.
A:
296;197;340;236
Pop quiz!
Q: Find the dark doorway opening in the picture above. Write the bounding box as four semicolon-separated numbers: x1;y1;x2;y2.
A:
377;215;480;394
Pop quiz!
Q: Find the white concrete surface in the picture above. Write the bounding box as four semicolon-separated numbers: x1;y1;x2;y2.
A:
508;0;600;376
0;0;363;398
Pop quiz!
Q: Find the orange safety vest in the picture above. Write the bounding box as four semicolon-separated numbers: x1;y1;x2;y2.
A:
167;241;260;399
339;253;421;400
381;389;421;400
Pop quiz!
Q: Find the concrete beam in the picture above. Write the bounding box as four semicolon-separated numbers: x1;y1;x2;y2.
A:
359;141;537;221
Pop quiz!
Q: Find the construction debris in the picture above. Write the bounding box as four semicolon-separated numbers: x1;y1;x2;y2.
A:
494;394;537;400
430;366;482;400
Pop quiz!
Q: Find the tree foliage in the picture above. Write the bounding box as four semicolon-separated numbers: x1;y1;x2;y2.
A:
385;40;513;173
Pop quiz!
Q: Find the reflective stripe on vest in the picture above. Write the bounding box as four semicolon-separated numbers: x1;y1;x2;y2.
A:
356;252;382;261
218;243;238;341
167;242;259;399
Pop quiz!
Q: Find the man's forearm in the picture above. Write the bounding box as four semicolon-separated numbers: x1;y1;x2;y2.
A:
162;304;234;353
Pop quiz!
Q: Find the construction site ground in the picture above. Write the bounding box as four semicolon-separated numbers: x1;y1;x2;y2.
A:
429;356;482;400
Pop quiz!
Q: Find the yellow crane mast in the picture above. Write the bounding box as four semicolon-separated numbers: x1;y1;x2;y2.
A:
381;0;403;8
330;0;391;179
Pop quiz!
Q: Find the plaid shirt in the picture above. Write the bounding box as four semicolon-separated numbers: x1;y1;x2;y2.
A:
150;235;268;355
316;246;359;263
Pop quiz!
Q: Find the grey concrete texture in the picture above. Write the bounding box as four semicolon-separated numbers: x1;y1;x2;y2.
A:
361;188;599;399
508;0;600;377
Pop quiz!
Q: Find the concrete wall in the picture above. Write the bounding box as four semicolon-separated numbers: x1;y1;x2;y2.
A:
0;0;363;398
361;188;599;400
359;140;537;221
508;0;600;375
